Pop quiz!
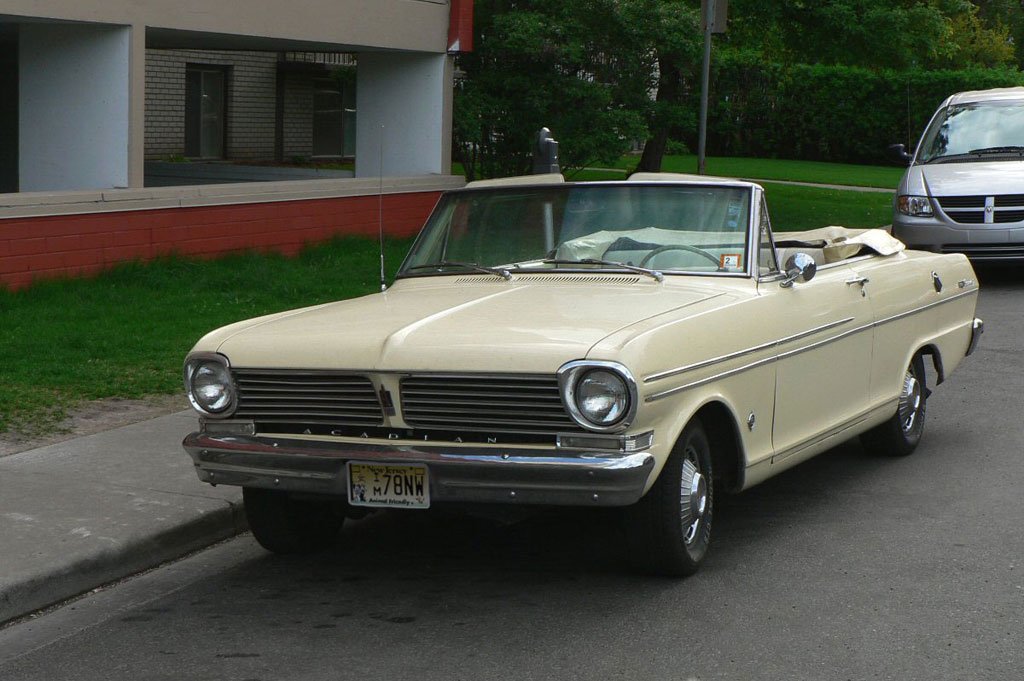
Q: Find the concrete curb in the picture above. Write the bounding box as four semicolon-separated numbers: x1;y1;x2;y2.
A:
0;496;246;625
0;410;246;625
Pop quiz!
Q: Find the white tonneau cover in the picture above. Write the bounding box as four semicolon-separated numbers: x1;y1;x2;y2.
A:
775;226;905;263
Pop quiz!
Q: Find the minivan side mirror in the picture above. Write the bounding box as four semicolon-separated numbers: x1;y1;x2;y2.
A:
888;143;912;167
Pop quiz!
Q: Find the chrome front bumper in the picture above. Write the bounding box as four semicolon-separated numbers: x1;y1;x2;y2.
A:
183;432;655;507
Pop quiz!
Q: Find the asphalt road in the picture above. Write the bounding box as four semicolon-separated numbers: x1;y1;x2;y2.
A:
1;267;1021;681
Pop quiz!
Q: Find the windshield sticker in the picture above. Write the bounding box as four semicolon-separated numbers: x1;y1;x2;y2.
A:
720;253;742;269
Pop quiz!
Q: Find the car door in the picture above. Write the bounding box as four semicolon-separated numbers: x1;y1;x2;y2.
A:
763;258;875;465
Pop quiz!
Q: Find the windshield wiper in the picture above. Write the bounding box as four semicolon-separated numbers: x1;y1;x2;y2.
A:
542;258;664;282
929;146;1024;163
968;146;1024;155
404;261;512;280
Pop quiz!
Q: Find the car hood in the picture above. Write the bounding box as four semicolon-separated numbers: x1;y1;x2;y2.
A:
904;160;1024;196
205;277;727;373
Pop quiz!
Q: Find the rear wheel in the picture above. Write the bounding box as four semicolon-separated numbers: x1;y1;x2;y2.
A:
861;353;927;457
624;418;713;576
244;487;343;554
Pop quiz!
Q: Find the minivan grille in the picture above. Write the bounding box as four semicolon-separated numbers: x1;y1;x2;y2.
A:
400;374;581;434
937;195;1024;224
940;244;1024;259
232;370;383;425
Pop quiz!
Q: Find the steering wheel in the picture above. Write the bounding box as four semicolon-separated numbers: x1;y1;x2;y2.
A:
639;244;721;268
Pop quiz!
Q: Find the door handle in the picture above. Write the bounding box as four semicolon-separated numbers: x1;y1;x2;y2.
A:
845;277;869;296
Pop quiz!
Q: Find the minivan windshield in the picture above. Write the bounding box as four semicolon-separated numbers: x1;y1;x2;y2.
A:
918;100;1024;163
398;184;752;278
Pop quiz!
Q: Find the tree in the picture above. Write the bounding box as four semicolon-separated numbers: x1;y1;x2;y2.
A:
453;1;650;181
721;0;1016;69
630;1;702;173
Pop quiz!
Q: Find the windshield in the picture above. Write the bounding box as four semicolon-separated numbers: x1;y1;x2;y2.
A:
398;184;752;277
918;101;1024;163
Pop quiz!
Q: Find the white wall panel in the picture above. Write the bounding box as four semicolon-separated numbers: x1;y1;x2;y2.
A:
19;23;130;191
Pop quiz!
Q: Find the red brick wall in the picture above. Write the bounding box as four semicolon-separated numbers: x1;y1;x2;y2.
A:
0;191;441;291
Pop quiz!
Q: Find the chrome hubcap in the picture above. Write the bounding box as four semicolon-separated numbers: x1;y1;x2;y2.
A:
680;452;707;544
898;370;922;433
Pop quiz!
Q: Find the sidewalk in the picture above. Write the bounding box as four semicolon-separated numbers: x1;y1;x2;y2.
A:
0;410;245;625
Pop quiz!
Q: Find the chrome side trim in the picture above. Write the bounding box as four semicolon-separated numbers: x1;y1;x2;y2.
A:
774;322;871;362
643;288;979;403
873;288;978;327
645;355;779;402
643;317;854;383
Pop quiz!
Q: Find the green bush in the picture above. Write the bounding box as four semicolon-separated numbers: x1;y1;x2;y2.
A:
699;53;1024;164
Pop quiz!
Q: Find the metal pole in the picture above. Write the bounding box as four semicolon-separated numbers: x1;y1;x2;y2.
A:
698;0;714;175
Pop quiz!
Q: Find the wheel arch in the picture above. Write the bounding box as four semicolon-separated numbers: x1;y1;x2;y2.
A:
687;400;746;494
918;343;945;385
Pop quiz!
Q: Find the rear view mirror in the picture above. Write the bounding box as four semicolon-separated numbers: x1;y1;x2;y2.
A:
780;252;817;288
888;143;912;167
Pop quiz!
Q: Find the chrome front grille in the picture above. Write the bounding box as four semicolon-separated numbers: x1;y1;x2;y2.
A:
233;370;383;426
400;374;581;434
937;195;1024;224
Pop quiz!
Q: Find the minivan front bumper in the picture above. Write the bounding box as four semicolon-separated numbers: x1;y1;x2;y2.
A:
892;218;1024;260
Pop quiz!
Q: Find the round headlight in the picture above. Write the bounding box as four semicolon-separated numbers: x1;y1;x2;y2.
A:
576;369;629;426
185;357;236;416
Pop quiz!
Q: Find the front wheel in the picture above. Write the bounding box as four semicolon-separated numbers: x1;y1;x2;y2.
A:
861;353;927;457
244;487;343;554
624;418;713;576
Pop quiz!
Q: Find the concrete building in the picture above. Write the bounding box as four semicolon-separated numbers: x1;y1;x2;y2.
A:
0;1;472;289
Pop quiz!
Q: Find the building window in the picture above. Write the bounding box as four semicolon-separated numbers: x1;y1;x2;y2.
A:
312;76;355;158
185;65;227;158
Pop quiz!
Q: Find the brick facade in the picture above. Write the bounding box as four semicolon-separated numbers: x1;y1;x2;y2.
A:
281;73;314;160
145;50;355;162
145;50;280;161
0;191;442;290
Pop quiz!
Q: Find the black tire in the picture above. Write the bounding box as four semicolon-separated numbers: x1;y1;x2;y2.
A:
624;418;714;576
861;353;927;457
243;487;343;554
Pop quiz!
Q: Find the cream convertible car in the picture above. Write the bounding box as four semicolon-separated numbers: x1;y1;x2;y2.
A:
183;173;983;575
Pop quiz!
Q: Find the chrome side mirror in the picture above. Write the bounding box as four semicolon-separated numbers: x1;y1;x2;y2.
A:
780;252;816;288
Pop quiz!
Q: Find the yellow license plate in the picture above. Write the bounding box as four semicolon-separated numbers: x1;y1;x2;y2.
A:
347;462;430;509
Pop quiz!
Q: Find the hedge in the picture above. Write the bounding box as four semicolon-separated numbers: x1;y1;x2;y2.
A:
696;53;1024;164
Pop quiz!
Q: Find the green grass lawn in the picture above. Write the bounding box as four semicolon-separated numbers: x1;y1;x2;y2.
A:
459;155;905;188
0;237;412;435
762;182;893;232
607;154;905;188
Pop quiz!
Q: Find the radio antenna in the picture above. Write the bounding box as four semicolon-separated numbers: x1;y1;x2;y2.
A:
378;124;387;292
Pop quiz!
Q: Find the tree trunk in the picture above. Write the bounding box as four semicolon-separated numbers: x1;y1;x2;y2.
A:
635;53;682;174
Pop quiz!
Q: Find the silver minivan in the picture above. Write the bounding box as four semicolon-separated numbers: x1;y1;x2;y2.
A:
891;87;1024;261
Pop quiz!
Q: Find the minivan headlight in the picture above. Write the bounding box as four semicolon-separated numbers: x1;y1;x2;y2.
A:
558;361;638;432
184;354;237;417
897;195;933;217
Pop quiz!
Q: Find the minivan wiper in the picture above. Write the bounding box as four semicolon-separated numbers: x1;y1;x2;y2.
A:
542;258;664;282
968;146;1024;155
404;261;512;280
926;146;1024;163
